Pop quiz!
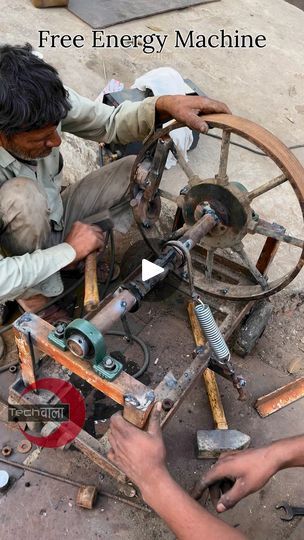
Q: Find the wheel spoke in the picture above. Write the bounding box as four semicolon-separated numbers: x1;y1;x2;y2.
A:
216;129;231;184
171;142;200;186
232;244;269;289
205;249;215;281
248;173;287;201
252;219;304;249
158;188;177;203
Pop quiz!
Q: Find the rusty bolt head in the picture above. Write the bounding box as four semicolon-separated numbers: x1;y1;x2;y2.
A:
1;446;12;457
162;399;174;412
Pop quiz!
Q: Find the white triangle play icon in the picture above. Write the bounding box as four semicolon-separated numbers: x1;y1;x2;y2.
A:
142;259;164;282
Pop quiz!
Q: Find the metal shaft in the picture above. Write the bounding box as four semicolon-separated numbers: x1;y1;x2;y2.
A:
91;213;218;334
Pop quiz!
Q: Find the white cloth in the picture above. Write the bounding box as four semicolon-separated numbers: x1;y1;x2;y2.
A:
132;67;193;169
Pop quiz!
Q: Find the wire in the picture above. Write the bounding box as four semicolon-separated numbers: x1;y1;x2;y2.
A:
205;132;304;156
105;330;150;379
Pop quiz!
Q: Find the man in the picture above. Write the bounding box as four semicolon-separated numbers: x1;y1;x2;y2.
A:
108;404;304;539
0;43;230;316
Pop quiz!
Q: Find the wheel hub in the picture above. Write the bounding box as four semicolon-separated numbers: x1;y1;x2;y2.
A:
182;180;251;249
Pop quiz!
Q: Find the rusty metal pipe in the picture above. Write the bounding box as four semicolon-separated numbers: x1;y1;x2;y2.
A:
183;213;218;247
90;289;137;334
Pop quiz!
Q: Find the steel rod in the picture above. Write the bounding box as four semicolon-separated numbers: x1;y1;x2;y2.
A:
248;173;287;201
254;222;304;249
217;129;231;183
173;144;200;186
0;457;151;513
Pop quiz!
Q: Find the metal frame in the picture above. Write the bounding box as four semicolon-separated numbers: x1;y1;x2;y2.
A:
9;233;277;489
10;112;303;489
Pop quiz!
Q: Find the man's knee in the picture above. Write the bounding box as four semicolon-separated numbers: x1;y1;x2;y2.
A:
0;177;48;215
0;177;50;254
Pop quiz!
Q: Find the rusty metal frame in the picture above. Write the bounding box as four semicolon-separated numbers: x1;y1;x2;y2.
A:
10;290;252;488
9;203;282;490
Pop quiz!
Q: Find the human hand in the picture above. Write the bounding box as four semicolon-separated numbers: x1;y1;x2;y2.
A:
155;95;231;133
108;402;168;492
64;221;105;262
191;446;280;512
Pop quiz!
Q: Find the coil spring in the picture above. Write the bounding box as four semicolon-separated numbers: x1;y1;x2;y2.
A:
195;303;230;362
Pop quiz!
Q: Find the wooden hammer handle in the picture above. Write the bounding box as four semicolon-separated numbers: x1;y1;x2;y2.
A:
84;252;100;313
187;302;228;430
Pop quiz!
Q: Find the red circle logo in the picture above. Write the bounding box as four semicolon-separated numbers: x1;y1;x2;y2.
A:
19;378;86;448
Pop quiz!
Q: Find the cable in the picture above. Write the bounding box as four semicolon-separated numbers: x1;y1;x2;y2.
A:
105;330;150;379
206;132;304;156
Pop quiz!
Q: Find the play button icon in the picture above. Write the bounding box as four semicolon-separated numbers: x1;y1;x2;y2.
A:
142;259;165;282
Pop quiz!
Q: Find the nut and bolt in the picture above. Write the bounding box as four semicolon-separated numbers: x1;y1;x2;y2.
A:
162;399;174;412
54;323;66;338
1;446;12;457
103;357;115;371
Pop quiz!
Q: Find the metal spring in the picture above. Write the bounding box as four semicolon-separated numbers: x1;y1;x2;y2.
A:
195;303;230;362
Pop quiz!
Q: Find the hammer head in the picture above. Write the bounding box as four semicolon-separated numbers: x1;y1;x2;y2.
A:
197;429;251;459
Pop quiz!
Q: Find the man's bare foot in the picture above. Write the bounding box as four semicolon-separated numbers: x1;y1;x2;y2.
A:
18;294;49;313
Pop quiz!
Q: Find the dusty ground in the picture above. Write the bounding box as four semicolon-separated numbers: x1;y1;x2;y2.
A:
0;0;304;538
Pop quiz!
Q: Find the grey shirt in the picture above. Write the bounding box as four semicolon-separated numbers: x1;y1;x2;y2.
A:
0;87;157;302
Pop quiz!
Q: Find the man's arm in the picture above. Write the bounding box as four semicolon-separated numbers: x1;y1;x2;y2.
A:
192;435;304;512
0;222;104;303
108;404;246;540
61;87;230;146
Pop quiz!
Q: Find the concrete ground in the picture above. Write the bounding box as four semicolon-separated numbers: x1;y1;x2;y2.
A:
0;0;304;539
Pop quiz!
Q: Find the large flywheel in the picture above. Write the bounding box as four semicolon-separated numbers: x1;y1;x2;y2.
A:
129;115;304;301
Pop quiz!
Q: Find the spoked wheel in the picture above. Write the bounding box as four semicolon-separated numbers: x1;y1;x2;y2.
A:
130;115;304;301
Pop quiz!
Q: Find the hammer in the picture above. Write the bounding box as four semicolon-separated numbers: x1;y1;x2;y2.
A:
84;218;114;314
188;302;250;458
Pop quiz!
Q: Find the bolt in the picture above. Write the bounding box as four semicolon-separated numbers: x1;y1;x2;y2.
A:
54;323;66;338
220;288;229;295
103;357;115;370
120;301;127;309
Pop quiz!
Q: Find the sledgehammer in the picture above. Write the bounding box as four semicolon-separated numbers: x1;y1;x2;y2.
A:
188;302;250;458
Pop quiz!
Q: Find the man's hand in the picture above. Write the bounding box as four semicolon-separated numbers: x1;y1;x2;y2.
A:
155;95;231;133
64;221;105;262
192;447;280;512
108;402;167;492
